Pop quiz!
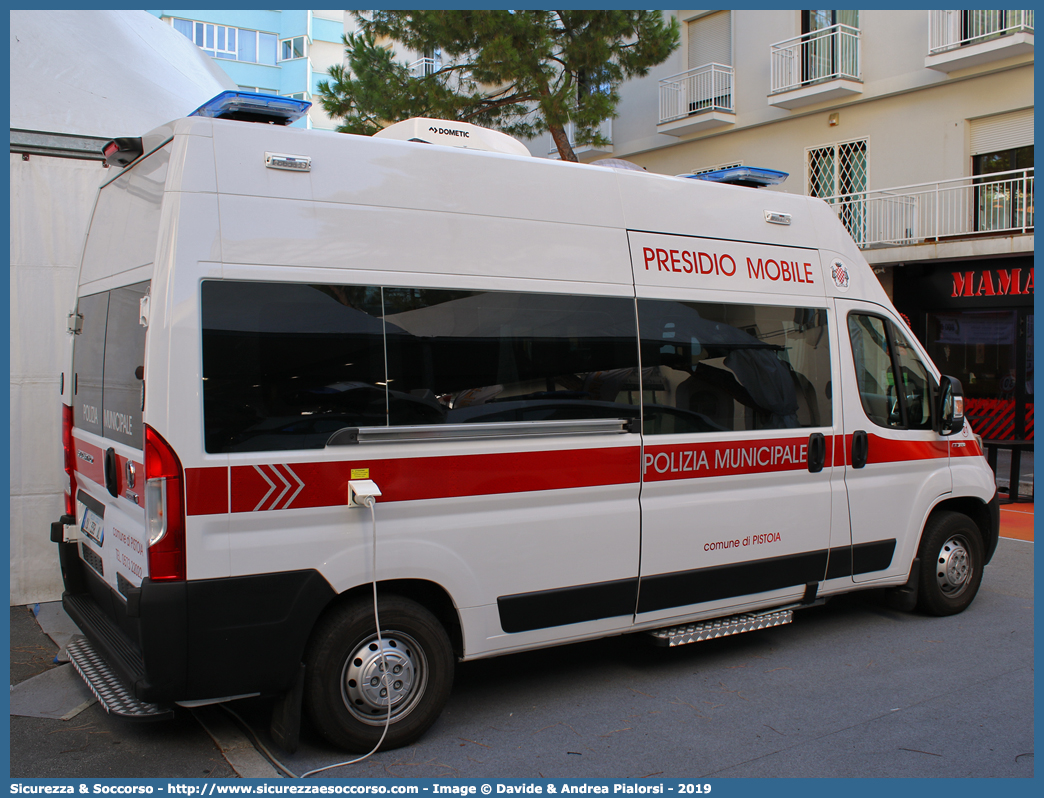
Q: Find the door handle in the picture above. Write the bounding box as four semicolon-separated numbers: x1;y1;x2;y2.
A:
104;447;119;498
807;432;826;473
852;430;868;469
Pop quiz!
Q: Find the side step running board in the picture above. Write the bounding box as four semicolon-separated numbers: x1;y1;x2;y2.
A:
647;608;794;647
67;637;174;721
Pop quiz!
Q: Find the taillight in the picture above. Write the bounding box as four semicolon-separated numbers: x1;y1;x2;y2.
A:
62;404;76;517
144;425;186;581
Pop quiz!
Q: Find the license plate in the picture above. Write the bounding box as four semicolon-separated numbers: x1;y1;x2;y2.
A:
80;509;104;545
77;490;105;546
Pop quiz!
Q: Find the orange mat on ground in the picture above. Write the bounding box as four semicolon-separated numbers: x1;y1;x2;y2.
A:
999;503;1034;542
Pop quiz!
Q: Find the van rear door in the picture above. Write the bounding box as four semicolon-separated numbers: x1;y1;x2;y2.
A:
71;281;150;599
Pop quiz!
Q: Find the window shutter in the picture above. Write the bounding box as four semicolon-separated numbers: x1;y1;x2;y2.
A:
970;108;1034;155
688;11;732;69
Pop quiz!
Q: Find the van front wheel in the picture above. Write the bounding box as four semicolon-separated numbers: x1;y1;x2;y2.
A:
917;511;984;616
304;595;454;752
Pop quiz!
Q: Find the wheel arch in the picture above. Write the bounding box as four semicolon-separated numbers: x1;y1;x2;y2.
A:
317;579;464;661
926;494;1000;565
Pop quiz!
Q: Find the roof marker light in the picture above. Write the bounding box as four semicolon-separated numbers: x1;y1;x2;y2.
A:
189;91;311;126
682;166;789;188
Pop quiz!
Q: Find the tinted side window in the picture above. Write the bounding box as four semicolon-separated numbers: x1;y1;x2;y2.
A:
382;290;640;426
72;292;108;437
102;283;148;446
637;299;832;434
848;314;895;427
201;281;386;453
893;328;934;430
848;313;936;430
201;282;641;452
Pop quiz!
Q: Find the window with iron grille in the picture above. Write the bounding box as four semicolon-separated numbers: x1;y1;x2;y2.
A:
808;139;867;243
690;161;743;176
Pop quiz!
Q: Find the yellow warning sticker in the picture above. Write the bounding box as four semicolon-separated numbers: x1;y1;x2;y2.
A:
351;468;370;479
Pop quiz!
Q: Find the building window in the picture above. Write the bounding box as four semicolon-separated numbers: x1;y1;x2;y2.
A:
280;36;307;61
690;161;743;176
800;10;859;84
171;18;277;66
808;138;868;243
973;145;1034;232
409;48;442;77
688;11;732;70
239;87;279;95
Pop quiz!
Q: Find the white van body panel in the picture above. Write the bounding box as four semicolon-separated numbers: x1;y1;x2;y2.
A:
58;112;998;734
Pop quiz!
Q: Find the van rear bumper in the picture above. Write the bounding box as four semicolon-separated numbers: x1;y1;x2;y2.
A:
61;554;337;704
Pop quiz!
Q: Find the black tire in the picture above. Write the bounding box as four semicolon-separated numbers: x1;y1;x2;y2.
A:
304;595;454;752
916;511;984;616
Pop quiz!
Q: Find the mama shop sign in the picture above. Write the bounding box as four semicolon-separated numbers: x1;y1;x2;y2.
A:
951;267;1034;298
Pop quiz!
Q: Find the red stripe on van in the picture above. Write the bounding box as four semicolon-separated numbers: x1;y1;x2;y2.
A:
642;435;833;481
182;434;963;516
185;467;229;515
71;439;142;502
72;438;105;486
862;434;949;464
215;446;641;515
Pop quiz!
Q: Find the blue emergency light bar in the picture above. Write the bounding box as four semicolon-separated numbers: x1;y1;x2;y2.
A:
684;166;789;187
189;91;311;125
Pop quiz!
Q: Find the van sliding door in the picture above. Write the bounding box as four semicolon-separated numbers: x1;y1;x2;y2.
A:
629;231;840;623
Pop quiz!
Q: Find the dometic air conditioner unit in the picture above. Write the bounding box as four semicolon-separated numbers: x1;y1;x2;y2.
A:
374;117;531;157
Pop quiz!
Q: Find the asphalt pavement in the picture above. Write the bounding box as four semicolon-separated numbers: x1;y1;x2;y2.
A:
9;533;1034;780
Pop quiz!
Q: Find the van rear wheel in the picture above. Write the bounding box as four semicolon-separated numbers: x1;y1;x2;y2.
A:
917;511;984;616
304;595;454;752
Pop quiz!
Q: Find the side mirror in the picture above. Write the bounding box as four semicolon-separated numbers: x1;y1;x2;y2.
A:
936;375;965;436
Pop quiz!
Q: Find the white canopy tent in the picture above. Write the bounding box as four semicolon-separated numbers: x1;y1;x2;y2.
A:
10;10;235;604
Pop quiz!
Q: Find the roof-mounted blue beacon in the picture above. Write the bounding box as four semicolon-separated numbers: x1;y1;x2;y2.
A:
682;166;789;188
189;91;311;126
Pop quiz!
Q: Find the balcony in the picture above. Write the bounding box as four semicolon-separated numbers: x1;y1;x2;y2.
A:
769;24;862;109
408;57;441;77
926;10;1034;72
821;169;1034;253
547;119;612;159
656;64;735;137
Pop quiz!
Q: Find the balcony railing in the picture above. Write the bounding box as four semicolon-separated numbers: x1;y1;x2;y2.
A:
770;24;860;94
929;10;1034;54
821;168;1034;249
408;57;441;77
658;63;734;124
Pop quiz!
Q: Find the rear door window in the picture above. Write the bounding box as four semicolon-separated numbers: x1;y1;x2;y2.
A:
72;282;149;447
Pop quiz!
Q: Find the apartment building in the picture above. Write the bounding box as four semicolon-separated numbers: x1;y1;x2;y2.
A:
554;9;1032;447
145;9;348;129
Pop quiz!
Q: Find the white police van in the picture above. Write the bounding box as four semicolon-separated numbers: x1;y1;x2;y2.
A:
54;91;999;753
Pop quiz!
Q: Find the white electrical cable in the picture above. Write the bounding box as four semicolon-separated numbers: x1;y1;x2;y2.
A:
222;494;392;779
300;494;391;777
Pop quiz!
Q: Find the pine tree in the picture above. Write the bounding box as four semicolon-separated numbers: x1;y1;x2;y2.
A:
318;10;679;162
